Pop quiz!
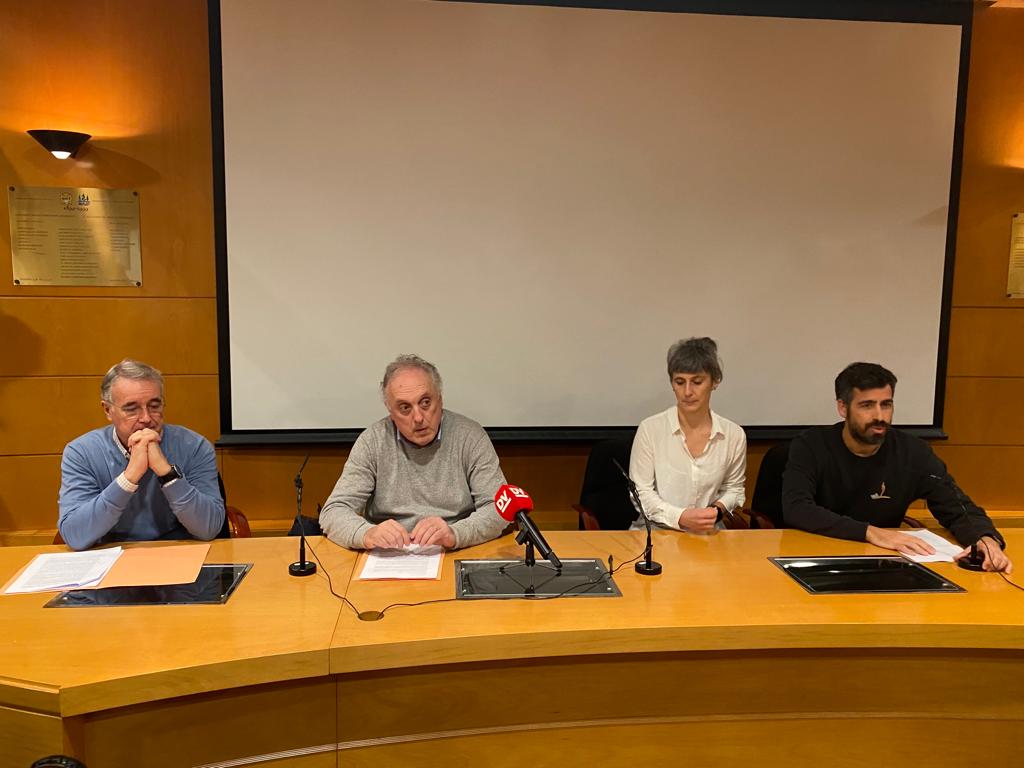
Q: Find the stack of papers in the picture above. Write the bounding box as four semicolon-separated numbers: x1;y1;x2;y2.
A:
902;530;965;563
358;544;444;580
4;548;124;594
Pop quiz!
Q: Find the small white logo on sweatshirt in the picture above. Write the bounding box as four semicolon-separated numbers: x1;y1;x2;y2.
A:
870;481;891;501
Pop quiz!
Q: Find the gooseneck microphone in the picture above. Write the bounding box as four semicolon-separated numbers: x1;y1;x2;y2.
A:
927;472;992;572
611;459;662;576
494;484;562;569
289;455;317;577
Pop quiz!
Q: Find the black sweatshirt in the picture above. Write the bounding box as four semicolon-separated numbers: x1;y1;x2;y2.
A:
782;423;1003;548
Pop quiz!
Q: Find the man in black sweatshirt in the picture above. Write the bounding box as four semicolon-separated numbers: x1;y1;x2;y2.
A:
782;362;1011;573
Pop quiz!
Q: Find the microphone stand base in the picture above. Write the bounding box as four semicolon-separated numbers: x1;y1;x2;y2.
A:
289;561;317;577
956;557;985;572
635;560;662;576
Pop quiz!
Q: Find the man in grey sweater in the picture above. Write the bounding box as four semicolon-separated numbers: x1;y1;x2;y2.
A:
319;355;508;550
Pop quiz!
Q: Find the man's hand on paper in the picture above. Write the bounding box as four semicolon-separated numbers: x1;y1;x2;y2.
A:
866;525;936;556
362;519;411;550
410;516;456;549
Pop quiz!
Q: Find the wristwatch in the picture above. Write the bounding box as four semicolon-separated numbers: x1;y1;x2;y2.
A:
158;464;182;486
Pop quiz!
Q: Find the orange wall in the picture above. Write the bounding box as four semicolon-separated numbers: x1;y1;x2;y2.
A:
0;0;220;541
1;2;1022;542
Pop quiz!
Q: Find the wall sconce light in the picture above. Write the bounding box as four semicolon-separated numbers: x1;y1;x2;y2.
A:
27;129;92;160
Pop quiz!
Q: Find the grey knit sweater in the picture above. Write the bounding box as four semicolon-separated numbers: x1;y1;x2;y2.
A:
319;410;507;550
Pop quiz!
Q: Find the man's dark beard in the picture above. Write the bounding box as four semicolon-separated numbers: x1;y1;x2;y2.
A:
848;419;889;446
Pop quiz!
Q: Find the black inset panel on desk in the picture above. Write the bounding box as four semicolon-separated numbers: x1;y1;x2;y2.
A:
44;564;252;607
770;556;964;594
456;558;621;599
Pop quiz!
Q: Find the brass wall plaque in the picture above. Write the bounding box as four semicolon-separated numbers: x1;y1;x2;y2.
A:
1008;213;1024;299
9;186;142;286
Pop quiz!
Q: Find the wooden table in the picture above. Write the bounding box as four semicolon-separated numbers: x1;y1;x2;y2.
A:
2;530;1023;767
0;537;356;768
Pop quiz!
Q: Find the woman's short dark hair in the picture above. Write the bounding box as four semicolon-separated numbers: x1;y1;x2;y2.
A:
666;337;722;384
834;362;897;405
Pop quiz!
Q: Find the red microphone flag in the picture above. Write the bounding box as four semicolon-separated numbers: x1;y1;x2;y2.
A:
494;484;533;522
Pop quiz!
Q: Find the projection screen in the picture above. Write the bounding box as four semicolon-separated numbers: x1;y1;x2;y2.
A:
211;0;969;441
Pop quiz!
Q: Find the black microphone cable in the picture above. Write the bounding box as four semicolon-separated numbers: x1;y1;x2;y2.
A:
303;535;461;620
302;536;363;616
304;532;651;616
522;545;651;601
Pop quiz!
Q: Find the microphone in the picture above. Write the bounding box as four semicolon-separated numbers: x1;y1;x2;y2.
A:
611;459;662;576
612;458;651;525
926;472;994;572
494;484;562;569
289;455;317;577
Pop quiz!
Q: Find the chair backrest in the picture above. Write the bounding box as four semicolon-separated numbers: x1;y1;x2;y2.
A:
217;473;253;538
216;473;232;538
289;503;323;537
750;441;791;529
577;431;639;530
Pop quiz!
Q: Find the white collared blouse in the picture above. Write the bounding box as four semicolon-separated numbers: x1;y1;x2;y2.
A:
629;407;747;530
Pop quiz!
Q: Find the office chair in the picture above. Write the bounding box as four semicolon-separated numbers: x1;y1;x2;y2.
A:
216;473;252;538
573;432;639;531
748;441;790;529
288;502;323;536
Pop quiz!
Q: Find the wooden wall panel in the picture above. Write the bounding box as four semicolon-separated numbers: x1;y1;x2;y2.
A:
0;298;218;376
932;445;1024;510
0;1;215;299
495;444;590;510
0;455;61;534
954;189;1024;308
0;375;219;457
943;377;1024;446
952;9;1024;309
220;448;351;523
947;308;1024;377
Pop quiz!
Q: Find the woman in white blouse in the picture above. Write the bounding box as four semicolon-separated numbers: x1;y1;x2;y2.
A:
629;337;747;532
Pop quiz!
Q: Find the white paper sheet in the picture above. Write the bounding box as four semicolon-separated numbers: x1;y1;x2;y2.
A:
357;544;443;580
902;529;965;563
4;547;124;594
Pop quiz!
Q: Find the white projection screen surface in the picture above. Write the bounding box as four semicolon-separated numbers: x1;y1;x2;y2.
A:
214;0;967;438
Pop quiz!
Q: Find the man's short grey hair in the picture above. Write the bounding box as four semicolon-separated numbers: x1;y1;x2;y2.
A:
380;354;443;400
666;337;723;384
101;359;165;402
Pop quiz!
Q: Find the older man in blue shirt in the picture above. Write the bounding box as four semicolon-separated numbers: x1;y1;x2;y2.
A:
57;359;225;550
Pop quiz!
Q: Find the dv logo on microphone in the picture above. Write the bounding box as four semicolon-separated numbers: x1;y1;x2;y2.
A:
495;485;529;514
495;491;511;515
